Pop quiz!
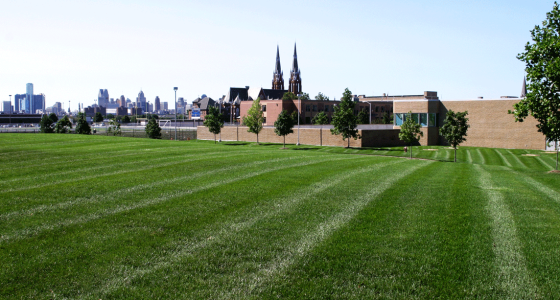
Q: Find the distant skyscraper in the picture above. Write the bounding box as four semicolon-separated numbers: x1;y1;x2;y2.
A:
154;96;161;111
2;101;11;113
33;94;45;113
14;94;25;112
136;90;147;112
163;102;168;110
24;83;33;113
98;89;109;107
118;95;126;107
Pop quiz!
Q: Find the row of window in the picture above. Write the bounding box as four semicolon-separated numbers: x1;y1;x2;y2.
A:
394;113;438;127
305;104;333;112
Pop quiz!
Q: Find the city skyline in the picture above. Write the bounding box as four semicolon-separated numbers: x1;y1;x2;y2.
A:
0;0;554;109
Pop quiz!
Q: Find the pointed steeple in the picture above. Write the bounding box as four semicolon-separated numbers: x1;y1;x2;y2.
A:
272;45;284;90
521;76;527;98
289;43;302;95
292;43;299;72
275;45;282;74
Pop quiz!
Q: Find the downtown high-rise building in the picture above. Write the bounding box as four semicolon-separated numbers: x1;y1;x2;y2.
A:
136;90;147;112
163;102;168;110
154;96;161;112
3;101;11;113
13;84;45;113
98;89;109;107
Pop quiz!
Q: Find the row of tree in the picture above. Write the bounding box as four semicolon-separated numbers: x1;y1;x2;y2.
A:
203;88;471;162
40;113;92;134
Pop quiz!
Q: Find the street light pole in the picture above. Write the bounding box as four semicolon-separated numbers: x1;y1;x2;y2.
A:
362;101;372;124
297;94;302;146
9;95;12;125
218;99;222;142
174;87;178;140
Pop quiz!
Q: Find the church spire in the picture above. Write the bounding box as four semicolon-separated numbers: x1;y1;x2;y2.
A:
289;43;302;95
521;76;527;98
272;45;284;90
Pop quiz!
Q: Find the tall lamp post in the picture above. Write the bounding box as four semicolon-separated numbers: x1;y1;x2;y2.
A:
174;87;178;140
218;98;222;142
297;94;302;145
9;95;12;125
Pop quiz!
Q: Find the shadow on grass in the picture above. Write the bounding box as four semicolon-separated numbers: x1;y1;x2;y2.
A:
223;142;250;146
291;148;319;151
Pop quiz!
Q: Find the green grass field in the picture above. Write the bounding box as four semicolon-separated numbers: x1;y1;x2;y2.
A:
1;134;559;299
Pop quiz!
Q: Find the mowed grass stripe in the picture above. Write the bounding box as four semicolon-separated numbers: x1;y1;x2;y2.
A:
0;155;356;244
475;164;537;297
218;161;433;299
494;149;513;168
0;150;278;223
505;149;527;169
84;157;403;299
0;149;261;193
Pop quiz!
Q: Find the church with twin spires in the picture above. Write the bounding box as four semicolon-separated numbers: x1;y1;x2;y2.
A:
272;44;302;95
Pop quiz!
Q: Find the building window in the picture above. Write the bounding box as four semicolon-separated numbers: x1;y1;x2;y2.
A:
262;105;266;112
381;106;384;112
375;106;379;112
395;113;404;126
305;117;311;124
312;105;317;112
306;105;310;112
263;117;266;124
420;113;428;127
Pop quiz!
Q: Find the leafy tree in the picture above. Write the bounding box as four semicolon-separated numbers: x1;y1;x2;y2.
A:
282;92;297;101
382;111;392;124
130;116;137;123
107;118;122;136
398;111;423;159
316;92;329;101
330;88;360;148
145;118;162;139
312;111;329;146
122;115;131;123
106;114;114;120
242;97;264;144
75;113;91;134
39;115;55;133
203;106;224;144
94;112;103;122
290;110;303;125
48;113;58;124
55;115;72;133
274;110;295;148
440;110;469;162
513;2;560;170
300;93;310;101
357;108;369;124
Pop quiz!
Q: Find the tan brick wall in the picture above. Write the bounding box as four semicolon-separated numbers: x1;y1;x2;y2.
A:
394;100;430;113
439;100;545;150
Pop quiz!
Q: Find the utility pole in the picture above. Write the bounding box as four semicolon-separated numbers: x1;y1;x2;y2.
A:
297;94;302;146
9;95;12;125
174;87;178;140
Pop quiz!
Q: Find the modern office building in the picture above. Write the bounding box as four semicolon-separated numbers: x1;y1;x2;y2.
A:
154;96;161;112
136;90;147;112
2;101;11;113
98;89;109;107
13;84;45;113
25;83;33;113
163;102;168;110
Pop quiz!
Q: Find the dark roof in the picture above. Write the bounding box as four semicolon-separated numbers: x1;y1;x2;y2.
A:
224;87;249;103
198;97;216;110
262;89;287;100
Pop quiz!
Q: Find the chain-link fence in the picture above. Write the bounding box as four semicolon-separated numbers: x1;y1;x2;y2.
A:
92;126;197;140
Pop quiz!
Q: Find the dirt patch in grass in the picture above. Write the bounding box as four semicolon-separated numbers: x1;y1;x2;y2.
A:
543;151;558;154
522;154;540;157
548;170;560;174
423;149;438;151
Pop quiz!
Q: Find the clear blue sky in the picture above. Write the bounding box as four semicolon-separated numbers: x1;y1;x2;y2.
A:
0;0;555;109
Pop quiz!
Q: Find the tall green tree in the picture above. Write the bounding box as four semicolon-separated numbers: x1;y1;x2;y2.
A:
282;92;297;101
274;110;295;148
242;98;264;144
513;2;560;170
55;115;72;133
203;106;224;144
39;115;55;133
398;112;423;159
107;118;122;136
75;113;91;134
122;115;131;123
145;118;162;139
315;92;329;101
382;111;392;124
357;108;369;124
312;111;329;146
48;113;58;124
94;112;103;122
331;88;360;148
440;110;469;162
299;93;310;100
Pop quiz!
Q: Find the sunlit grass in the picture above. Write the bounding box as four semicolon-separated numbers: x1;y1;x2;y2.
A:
0;134;559;299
